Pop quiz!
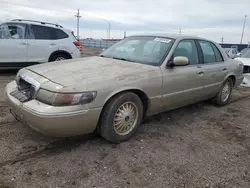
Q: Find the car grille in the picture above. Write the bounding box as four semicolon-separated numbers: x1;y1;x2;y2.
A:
11;78;36;102
243;65;250;74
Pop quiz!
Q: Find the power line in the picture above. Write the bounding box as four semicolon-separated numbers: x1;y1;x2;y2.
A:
179;28;182;34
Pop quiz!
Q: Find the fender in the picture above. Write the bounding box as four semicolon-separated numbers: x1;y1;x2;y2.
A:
103;87;162;116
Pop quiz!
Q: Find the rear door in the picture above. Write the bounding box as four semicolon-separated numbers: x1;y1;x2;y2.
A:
197;40;228;98
0;23;28;64
27;25;59;63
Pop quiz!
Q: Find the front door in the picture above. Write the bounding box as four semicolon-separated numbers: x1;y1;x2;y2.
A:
0;23;28;64
161;39;207;111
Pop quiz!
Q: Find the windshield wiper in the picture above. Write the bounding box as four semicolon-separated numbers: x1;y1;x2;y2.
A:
112;57;135;62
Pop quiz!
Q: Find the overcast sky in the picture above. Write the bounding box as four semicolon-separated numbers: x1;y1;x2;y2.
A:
1;0;250;43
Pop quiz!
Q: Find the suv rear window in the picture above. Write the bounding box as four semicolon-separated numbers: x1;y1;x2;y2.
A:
31;25;68;40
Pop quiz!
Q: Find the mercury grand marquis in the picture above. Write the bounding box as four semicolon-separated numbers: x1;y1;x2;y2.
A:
5;34;244;143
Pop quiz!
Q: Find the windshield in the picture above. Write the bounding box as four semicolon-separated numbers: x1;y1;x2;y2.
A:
100;36;174;66
241;48;250;58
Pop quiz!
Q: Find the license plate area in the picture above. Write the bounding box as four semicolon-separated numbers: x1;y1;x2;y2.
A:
10;89;31;102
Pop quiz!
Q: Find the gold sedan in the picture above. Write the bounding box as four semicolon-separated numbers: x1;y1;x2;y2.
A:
5;34;244;143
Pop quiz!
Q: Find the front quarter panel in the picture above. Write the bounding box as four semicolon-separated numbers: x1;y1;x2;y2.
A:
87;67;163;115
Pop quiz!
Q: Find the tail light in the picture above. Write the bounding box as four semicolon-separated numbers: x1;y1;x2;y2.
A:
73;41;83;52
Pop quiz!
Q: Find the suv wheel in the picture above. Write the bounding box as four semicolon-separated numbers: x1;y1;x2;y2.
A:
214;78;233;106
99;92;143;143
50;54;69;62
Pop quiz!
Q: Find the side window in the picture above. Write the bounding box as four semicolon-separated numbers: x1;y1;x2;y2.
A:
31;25;68;40
199;40;216;64
173;40;199;65
211;43;224;62
56;29;68;39
25;25;35;39
31;25;52;40
0;23;25;39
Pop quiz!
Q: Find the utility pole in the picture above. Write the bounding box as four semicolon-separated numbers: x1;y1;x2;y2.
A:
240;15;247;44
75;9;81;41
103;19;110;39
221;36;224;44
179;28;182;34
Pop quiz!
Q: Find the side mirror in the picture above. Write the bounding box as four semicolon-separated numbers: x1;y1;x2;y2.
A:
173;56;189;66
237;52;241;57
102;48;106;52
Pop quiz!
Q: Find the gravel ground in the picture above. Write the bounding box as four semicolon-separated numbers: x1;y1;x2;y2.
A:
0;53;250;188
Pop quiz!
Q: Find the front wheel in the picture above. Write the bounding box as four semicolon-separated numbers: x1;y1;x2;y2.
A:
214;78;233;106
99;92;143;143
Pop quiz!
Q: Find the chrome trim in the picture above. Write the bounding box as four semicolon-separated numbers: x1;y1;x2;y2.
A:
19;74;41;96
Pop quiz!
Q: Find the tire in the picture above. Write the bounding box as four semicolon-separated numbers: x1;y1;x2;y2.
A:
99;92;143;143
49;53;69;62
214;78;233;106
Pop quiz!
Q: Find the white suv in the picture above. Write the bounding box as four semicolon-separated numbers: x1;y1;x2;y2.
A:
0;19;82;69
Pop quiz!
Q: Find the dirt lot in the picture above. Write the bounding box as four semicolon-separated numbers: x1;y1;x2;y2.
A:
0;54;250;188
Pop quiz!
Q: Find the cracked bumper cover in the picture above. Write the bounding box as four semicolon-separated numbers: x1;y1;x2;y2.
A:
5;81;102;137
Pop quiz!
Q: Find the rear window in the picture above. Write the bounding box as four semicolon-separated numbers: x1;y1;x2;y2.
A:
31;25;69;40
211;43;224;62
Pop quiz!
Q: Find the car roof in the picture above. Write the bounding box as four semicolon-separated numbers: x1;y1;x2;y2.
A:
3;20;66;30
129;33;211;41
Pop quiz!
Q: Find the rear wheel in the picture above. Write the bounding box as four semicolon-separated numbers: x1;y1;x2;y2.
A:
49;53;69;62
99;92;143;143
214;78;233;106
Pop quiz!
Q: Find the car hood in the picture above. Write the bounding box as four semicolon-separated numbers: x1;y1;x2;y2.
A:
26;56;158;91
235;57;250;66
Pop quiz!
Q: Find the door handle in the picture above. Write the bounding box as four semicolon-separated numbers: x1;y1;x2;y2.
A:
197;71;204;75
50;43;57;46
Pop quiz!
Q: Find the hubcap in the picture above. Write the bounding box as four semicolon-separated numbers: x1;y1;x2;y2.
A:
221;81;231;102
113;102;138;136
55;57;66;61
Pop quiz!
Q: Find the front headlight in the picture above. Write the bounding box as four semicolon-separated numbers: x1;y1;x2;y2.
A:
36;89;97;106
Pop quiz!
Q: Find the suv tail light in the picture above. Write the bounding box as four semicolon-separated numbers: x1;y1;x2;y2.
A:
73;41;83;52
